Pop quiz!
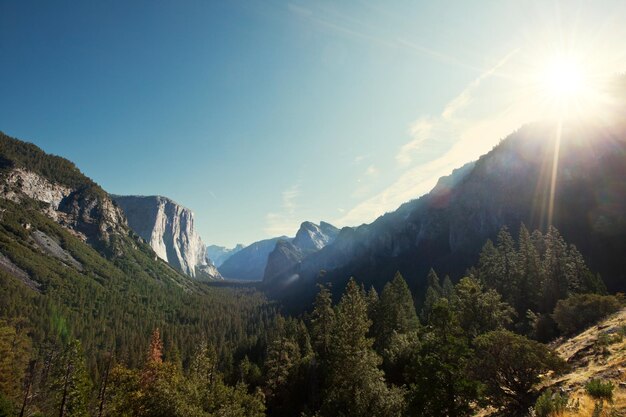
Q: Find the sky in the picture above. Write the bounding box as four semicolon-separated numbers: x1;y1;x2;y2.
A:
1;1;625;247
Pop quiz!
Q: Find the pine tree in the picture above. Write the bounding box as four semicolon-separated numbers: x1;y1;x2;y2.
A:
516;224;542;320
265;337;301;416
495;226;520;302
142;328;164;387
407;298;479;417
452;277;514;339
147;328;163;365
0;320;32;403
52;340;91;417
421;269;443;323
322;279;405;417
426;268;442;294
373;272;419;354
310;285;335;362
541;226;570;313
477;239;502;289
365;286;379;323
442;275;455;300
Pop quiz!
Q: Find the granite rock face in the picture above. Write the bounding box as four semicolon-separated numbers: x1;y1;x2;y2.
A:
206;244;245;267
0;168;128;246
112;195;222;280
263;221;339;285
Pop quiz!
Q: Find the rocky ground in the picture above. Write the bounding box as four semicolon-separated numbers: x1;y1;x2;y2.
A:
544;307;626;416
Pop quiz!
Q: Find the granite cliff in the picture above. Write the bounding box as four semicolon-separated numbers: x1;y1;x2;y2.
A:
263;221;339;285
112;195;221;280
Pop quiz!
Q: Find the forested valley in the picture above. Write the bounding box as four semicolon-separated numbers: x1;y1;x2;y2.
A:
1;223;622;417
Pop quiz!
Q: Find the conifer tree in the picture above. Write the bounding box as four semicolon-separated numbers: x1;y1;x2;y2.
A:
310;285;335;362
407;298;479;417
373;272;419;354
421;269;443;323
365;285;379;323
452;276;514;339
442;275;455;300
541;226;570;313
516;224;542;319
52;340;91;417
322;279;405;417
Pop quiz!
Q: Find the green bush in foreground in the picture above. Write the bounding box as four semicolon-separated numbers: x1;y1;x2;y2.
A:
534;389;568;417
552;294;621;336
585;379;614;403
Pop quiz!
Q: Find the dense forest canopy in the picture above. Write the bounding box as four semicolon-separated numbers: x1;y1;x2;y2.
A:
1;218;622;416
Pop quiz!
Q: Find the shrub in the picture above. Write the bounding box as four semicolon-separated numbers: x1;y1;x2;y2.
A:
473;330;565;413
552;294;621;336
534;389;568;417
585;379;614;402
0;392;15;417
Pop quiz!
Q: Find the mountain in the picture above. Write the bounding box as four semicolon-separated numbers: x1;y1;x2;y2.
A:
218;236;287;281
206;243;245;267
263;221;339;285
0;130;274;371
268;116;626;308
112;195;222;280
0;133;132;257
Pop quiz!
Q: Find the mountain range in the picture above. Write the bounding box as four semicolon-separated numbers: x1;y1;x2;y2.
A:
261;117;626;310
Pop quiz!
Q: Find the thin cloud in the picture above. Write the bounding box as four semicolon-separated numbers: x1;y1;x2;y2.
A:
264;184;301;236
336;49;522;227
442;49;519;120
396;117;433;166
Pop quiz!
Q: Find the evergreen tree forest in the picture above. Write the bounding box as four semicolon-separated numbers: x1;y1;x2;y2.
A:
1;224;622;416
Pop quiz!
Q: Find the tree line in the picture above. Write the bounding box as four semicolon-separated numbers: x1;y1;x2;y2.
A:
0;224;622;416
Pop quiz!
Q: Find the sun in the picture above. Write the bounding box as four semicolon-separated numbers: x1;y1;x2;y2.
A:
541;56;586;100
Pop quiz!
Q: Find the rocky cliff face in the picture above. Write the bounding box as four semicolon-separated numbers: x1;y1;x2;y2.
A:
292;221;340;252
0;167;128;249
206;244;245;267
112;195;221;280
263;221;339;285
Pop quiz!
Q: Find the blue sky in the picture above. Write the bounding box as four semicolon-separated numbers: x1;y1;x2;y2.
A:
1;1;625;246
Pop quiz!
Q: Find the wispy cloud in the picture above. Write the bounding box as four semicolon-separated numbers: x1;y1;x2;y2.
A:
442;49;519;120
336;50;522;227
264;184;301;236
396;117;433;166
351;164;381;199
396;50;518;168
353;154;370;164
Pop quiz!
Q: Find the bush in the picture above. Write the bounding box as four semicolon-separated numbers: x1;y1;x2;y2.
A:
552;294;621;335
585;379;614;402
472;330;566;413
0;392;15;417
534;389;568;417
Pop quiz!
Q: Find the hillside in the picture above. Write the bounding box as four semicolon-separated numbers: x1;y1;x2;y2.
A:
546;308;626;415
0;132;278;374
268;117;626;310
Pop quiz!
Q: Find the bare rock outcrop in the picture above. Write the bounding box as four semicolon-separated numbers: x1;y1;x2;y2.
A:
112;195;221;280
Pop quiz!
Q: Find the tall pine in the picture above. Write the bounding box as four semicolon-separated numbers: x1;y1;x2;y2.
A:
322;279;405;417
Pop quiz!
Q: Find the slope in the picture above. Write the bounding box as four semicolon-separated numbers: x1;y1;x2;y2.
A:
270;116;626;309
